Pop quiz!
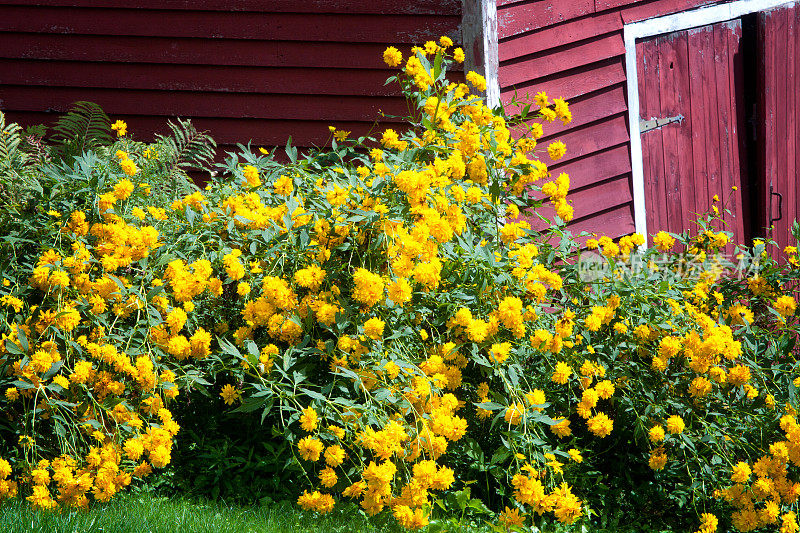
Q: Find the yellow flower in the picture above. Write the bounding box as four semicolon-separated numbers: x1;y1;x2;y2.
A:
731;461;751;483
551;362;572;384
587;412;613;438
383;46;403;67
775;295;797;318
550;417;572;438
547;141;567;161
665;415;685;435
363;317;385;340
111;119;127;136
120;159;138;177
649;425;665;443
653;231;675;252
219;384;240;405
649;449;667;470
297;436;323;462
466;71;487;92
242;165;261;187
300;406;318;432
499;506;524;528
324;445;345;467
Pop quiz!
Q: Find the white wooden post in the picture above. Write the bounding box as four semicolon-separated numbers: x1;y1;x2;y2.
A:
461;0;500;108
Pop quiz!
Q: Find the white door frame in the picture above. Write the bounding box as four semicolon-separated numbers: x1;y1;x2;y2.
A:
624;0;795;245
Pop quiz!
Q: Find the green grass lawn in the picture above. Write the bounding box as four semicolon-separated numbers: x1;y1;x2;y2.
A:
0;492;678;533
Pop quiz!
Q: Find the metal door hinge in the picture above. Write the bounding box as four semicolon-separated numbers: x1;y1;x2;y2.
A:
639;114;684;133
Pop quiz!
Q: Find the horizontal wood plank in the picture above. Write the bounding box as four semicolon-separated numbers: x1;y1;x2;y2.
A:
0;6;460;43
509;84;628;142
0;0;461;14
0;86;409;122
498;0;595;39
500;31;625;89
0;33;430;69
537;113;630;166
550;143;632;190
501;57;627;101
0;60;403;96
620;0;715;23
4;110;380;147
499;11;622;61
569;173;633;220
594;0;648;11
568;202;636;237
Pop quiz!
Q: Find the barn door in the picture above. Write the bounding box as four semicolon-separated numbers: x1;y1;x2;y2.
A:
636;20;749;245
759;3;800;253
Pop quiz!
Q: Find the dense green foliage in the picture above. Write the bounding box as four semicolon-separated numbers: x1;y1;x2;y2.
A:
2;39;800;533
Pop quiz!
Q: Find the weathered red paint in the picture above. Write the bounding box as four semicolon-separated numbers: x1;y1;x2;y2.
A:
0;1;461;152
501;58;627;104
500;32;625;88
497;0;765;241
0;0;461;14
551;143;632;191
498;1;595;38
0;33;421;70
760;3;800;254
636;20;748;244
499;11;622;62
0;60;402;96
0;86;409;123
0;6;460;43
509;84;628;141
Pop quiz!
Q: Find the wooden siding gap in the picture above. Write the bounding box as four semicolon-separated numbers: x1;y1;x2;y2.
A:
498;11;622;62
0;60;406;96
0;7;460;43
500;56;627;100
620;0;718;24
532;112;630;166
0;86;410;123
0;0;462;14
497;0;595;39
595;0;649;11
550;142;632;190
508;83;628;141
566;202;637;238
500;31;625;88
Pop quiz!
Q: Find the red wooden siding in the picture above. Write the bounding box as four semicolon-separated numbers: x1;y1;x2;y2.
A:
760;3;800;254
635;21;748;246
0;1;461;154
497;0;723;240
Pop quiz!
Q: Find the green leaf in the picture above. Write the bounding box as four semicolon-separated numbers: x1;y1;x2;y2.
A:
16;327;28;352
299;387;327;402
4;339;23;355
146;284;165;301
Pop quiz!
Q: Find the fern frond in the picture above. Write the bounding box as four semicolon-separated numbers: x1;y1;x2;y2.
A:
156;118;217;173
50;101;114;161
0;110;28;173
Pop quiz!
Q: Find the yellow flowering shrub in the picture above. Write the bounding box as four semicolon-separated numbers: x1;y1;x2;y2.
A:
2;39;800;533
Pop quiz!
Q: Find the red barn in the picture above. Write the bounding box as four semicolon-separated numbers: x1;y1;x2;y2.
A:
496;0;800;247
0;0;463;153
1;0;799;245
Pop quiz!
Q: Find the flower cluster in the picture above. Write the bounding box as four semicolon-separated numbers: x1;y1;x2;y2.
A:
2;37;800;533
